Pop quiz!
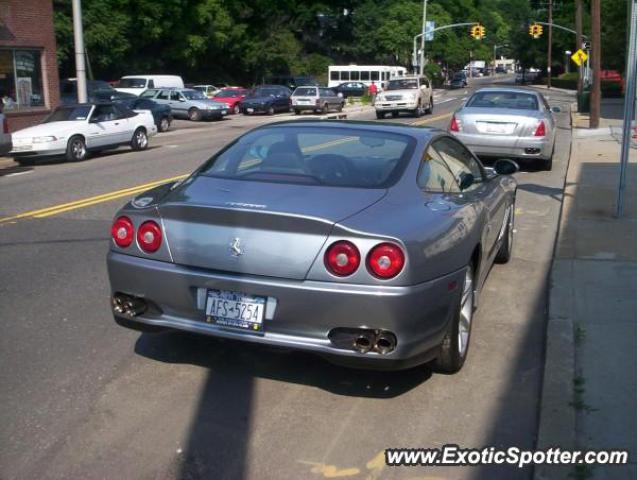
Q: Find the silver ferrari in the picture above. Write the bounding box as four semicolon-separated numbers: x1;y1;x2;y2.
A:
449;87;558;170
107;121;518;372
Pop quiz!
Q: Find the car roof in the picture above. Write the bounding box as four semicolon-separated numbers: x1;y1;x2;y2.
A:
254;119;441;140
473;86;542;96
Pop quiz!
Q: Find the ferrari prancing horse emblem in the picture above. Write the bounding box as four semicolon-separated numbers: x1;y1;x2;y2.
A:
229;238;243;257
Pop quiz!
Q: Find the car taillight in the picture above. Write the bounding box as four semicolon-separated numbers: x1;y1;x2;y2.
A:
534;120;546;137
367;243;405;279
111;216;134;248
137;220;162;253
450;115;460;132
325;241;360;277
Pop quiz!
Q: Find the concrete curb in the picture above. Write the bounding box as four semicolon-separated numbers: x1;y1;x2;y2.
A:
533;103;577;480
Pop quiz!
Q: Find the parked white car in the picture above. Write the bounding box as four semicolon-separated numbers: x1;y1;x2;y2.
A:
8;103;157;163
375;75;433;119
115;75;184;96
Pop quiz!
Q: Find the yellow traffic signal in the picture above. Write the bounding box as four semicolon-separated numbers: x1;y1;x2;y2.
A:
471;24;486;39
529;23;543;39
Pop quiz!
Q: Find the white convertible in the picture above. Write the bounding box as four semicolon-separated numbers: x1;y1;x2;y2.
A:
9;103;157;163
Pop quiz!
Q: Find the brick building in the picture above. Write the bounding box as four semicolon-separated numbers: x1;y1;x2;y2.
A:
0;0;60;132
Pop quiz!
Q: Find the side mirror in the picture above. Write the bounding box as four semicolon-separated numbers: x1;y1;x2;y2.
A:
493;159;520;175
458;172;475;191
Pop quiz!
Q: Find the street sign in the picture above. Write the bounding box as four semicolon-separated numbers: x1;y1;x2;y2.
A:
424;21;435;41
571;48;588;66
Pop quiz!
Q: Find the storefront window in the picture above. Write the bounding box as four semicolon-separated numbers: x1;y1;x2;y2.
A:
0;49;44;111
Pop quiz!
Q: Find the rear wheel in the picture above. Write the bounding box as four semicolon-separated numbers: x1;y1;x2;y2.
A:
321;103;328;114
188;108;202;121
131;127;148;151
425;96;433;114
495;206;514;264
337;103;344;112
233;104;241;115
543;156;553;171
66;135;87;162
267;106;275;115
412;103;422;118
433;264;474;374
158;116;170;132
376;111;385;120
294;109;301;115
391;112;399;118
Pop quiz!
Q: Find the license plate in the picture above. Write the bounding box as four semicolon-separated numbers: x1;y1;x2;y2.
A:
246;108;254;113
221;110;227;115
479;122;514;134
205;290;266;332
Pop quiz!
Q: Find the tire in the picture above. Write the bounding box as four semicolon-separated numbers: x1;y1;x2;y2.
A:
158;116;170;132
433;263;475;374
321;103;328;114
412;104;422;118
543;156;553;171
233;104;241;115
425;96;434;114
130;127;148;151
267;106;275;115
376;111;385;120
66;135;87;162
294;109;301;115
337;103;343;112
391;112;399;118
188;107;202;121
495;206;514;264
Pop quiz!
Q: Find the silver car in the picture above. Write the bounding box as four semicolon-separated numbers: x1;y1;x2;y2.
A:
107;121;518;373
449;87;557;170
291;86;344;115
140;88;227;121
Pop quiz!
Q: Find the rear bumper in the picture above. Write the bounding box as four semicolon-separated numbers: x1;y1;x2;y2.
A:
451;131;553;159
293;104;320;111
107;252;465;370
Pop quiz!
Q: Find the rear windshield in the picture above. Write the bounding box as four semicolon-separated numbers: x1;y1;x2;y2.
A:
293;87;318;96
467;91;539;110
250;87;281;97
45;106;92;122
387;79;418;90
118;78;147;88
199;127;415;188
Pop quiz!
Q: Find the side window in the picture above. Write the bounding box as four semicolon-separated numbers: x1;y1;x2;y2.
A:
170;91;181;101
351;71;360;81
340;71;350;81
91;105;119;122
114;103;136;118
330;71;339;81
433;137;484;190
361;71;370;81
157;90;170;100
148;79;155;88
417;148;460;193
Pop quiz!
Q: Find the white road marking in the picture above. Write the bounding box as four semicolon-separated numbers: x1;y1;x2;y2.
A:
4;170;32;178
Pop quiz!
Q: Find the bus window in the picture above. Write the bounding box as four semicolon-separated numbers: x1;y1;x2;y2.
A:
371;71;379;81
361;71;370;81
330;71;339;81
341;71;350;81
351;71;360;81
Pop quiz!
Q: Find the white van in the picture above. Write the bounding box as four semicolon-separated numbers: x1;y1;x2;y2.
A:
115;75;184;96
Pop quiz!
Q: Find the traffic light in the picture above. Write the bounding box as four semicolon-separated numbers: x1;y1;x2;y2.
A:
529;23;543;39
470;24;486;39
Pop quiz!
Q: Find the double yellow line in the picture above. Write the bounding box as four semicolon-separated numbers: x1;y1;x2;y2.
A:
0;174;187;224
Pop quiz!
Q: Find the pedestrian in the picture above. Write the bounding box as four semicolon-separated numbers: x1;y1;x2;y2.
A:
368;81;378;105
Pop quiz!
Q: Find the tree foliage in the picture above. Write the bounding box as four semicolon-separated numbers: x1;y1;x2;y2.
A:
53;0;628;84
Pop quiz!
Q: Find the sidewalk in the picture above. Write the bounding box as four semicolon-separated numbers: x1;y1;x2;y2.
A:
535;99;637;479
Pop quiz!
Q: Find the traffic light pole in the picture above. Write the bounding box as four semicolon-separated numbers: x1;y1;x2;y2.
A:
547;0;553;88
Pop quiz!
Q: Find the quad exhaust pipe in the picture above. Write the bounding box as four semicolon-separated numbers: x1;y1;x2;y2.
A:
112;293;147;317
329;328;397;355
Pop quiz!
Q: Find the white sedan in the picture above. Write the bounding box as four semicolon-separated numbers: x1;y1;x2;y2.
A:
9;103;157;163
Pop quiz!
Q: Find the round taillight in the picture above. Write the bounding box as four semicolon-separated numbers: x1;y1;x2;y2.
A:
325;241;360;277
111;216;134;248
136;220;162;253
367;243;405;279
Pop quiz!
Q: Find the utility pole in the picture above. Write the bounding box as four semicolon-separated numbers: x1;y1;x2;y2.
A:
71;0;88;103
576;0;583;96
590;0;601;128
419;0;428;76
547;0;553;88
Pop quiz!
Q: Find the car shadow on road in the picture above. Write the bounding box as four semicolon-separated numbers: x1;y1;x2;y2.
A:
134;331;432;400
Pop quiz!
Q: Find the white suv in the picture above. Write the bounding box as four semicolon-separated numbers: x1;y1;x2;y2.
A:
375;75;433;119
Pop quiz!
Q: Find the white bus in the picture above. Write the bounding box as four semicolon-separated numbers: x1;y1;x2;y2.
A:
328;65;407;89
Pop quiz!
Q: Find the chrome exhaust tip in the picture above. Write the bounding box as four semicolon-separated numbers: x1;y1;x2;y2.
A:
112;293;147;317
375;332;397;355
352;332;376;354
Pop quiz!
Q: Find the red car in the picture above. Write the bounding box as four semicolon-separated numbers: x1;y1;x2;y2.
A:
210;87;248;114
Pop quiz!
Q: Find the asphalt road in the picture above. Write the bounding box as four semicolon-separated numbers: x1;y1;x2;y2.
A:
0;76;575;479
